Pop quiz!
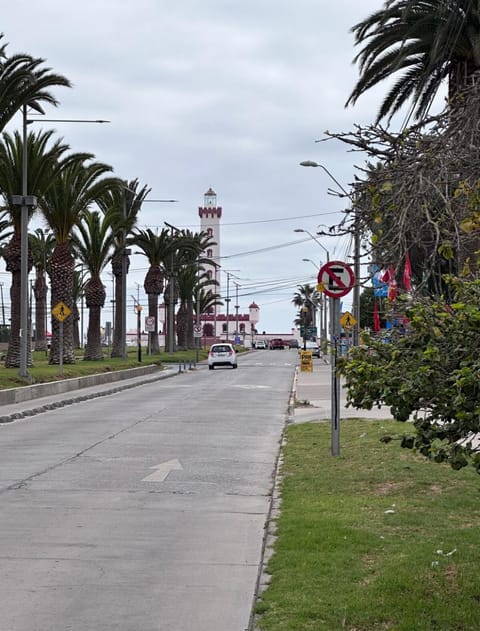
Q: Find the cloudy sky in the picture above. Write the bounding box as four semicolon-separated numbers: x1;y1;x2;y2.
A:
2;0;393;334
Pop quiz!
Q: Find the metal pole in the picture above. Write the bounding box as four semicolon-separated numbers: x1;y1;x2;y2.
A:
352;210;361;346
59;320;64;374
0;282;5;326
331;297;341;456
121;194;128;360
80;265;84;348
19;105;29;378
137;305;142;362
225;272;230;342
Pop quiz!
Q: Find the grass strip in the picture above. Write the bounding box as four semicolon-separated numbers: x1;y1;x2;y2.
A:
255;419;480;631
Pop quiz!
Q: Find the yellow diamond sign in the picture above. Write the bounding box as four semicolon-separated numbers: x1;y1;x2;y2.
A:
340;311;357;330
52;301;72;322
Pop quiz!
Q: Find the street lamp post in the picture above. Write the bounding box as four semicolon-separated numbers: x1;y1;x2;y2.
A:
294;228;330;261
302;258;327;344
14;112;110;377
300;160;361;347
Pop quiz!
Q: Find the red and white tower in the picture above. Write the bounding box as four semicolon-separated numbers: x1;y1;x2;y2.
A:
198;187;221;281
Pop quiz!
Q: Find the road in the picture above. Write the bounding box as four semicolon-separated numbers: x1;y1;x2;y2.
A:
0;350;297;631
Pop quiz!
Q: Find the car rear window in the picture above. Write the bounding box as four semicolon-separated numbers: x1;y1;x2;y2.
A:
212;345;231;352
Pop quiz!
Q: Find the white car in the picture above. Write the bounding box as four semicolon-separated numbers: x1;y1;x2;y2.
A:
208;343;238;369
304;340;321;358
255;340;268;349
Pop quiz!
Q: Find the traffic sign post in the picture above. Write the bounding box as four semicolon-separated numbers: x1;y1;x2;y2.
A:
52;301;72;374
317;261;355;457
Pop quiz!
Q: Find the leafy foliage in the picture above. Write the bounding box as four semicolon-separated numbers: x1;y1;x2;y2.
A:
339;279;480;473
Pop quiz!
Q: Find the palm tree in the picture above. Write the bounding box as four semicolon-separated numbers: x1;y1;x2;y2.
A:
29;228;55;352
346;0;480;122
97;180;150;358
292;284;316;331
132;228;170;354
0;129;69;367
41;153;117;365
169;230;216;350
72;210;115;360
0;34;71;133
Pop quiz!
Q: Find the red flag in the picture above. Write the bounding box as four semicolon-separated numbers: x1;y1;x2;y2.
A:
373;301;380;332
403;252;412;292
388;278;398;302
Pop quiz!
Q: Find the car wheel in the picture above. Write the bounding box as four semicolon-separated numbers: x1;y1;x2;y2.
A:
232;364;237;369
209;365;214;370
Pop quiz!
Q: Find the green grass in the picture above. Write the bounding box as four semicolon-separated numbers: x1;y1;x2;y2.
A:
0;347;210;390
255;420;480;631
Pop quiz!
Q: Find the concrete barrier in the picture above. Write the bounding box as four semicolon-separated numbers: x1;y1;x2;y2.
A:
0;364;161;406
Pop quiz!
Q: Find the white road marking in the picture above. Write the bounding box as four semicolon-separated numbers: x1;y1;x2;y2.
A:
142;458;183;482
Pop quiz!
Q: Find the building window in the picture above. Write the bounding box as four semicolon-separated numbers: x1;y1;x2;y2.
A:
222;323;227;333
207;228;213;237
207;248;213;258
240;323;245;333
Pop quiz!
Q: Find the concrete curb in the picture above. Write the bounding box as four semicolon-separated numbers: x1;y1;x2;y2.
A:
0;365;179;424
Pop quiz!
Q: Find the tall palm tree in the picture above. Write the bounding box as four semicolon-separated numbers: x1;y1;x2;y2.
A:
132;228;170;354
0;129;69;368
292;284;316;330
346;0;480;122
29;228;55;352
72;210;115;360
0;34;71;133
41;153;117;365
96;180;150;358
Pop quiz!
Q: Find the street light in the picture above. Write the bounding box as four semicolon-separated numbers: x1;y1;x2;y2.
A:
15;111;110;378
300;160;360;347
301;258;327;345
294;228;330;261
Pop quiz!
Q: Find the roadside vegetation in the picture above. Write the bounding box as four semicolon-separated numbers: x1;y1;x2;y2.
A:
0;348;210;390
255;420;480;631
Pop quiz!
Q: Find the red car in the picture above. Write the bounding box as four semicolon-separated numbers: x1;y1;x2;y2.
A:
269;338;284;350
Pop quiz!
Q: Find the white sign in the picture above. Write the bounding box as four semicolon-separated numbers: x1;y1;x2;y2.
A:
193;324;202;338
145;315;155;332
317;261;355;298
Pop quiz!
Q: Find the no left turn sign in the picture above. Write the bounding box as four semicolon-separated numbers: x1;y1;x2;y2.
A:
317;260;355;298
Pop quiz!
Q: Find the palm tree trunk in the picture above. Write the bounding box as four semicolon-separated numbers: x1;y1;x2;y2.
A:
4;234;33;368
33;274;48;352
83;277;106;360
48;242;76;365
111;252;128;357
176;302;188;349
147;292;160;354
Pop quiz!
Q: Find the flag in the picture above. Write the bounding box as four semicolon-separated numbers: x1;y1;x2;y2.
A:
387;278;398;302
403;252;412;292
373;301;381;332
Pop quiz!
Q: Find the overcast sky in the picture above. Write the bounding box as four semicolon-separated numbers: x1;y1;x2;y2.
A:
2;0;394;334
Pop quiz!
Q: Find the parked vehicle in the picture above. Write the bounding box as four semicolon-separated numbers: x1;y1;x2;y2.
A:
208;343;237;369
255;340;268;349
303;340;321;358
269;338;284;350
288;339;300;349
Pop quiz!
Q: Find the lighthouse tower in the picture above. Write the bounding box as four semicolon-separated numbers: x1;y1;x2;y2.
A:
198;187;221;281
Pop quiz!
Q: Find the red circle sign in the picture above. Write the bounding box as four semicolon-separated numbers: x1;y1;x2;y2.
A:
317;260;355;298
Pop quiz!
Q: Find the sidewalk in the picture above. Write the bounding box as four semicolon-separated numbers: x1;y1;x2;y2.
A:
292;357;394;423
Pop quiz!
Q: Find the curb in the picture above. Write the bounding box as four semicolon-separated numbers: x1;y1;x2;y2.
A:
0;365;179;424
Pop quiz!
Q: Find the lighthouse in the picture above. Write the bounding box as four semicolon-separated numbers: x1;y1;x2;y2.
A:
198;187;221;282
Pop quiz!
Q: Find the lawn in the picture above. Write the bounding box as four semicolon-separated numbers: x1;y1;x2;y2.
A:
255;419;480;631
0;347;210;390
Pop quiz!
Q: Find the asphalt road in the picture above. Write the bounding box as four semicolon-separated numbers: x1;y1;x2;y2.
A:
0;350;297;631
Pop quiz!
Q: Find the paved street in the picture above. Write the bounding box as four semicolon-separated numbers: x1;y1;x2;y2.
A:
0;349;392;631
0;351;296;631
